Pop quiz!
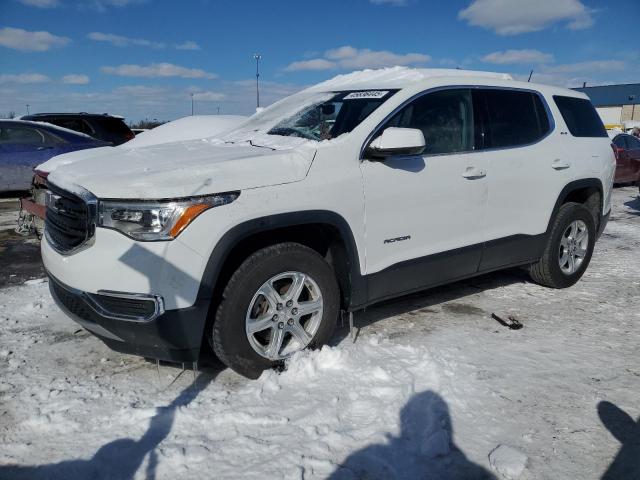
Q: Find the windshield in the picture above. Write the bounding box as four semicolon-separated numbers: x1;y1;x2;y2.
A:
266;90;397;141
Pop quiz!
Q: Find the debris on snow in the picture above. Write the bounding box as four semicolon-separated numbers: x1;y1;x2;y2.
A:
488;444;528;479
491;313;524;330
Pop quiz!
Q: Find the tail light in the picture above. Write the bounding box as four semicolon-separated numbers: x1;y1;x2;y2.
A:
611;143;623;160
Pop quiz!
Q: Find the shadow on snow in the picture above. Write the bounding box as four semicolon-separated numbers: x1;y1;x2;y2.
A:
328;390;495;479
598;401;640;480
0;368;219;480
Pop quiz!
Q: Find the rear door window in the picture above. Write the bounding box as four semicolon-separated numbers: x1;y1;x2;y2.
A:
479;89;551;149
553;96;607;138
0;126;45;144
50;118;84;133
80;120;95;135
38;129;65;144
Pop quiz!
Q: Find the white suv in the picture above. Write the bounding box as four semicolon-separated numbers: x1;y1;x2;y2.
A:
41;68;615;378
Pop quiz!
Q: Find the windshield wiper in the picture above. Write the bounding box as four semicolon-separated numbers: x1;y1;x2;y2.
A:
248;140;276;151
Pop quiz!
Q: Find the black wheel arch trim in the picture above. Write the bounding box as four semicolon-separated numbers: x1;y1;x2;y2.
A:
547;177;605;233
196;210;367;311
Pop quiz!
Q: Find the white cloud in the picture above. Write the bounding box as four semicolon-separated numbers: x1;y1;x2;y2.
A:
514;60;629;87
191;91;226;101
88;32;165;48
285;59;337;72
175;41;201;51
369;0;407;5
88;33;202;50
482;49;554;64
331;47;429;69
18;0;60;7
234;79;305;98
438;58;458;67
324;46;359;60
62;74;90;85
0;27;70;52
285;45;430;71
0;73;50;84
458;0;594;35
101;63;217;79
542;60;625;74
84;0;147;11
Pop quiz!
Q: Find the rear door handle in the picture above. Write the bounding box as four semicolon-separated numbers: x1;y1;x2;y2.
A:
462;166;486;179
552;159;571;170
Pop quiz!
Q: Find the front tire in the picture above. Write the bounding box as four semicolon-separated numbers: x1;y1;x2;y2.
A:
529;202;596;288
211;243;340;379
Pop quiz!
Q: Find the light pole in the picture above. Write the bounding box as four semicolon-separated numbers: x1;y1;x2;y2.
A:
253;54;262;109
190;93;194;116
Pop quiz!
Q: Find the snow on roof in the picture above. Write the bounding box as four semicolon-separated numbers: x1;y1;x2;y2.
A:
309;66;513;91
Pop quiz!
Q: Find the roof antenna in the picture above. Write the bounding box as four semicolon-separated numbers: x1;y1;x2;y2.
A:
527;69;533;82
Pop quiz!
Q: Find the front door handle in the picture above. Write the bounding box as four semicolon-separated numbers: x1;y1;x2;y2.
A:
462;166;487;179
552;159;571;170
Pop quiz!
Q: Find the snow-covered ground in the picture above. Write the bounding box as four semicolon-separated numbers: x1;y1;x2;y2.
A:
1;187;639;480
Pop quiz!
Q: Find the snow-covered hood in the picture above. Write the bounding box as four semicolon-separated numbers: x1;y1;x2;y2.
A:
47;138;316;199
37;115;248;175
38;146;113;174
126;115;247;148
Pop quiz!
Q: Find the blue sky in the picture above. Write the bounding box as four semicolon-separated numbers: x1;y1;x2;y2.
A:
1;0;638;122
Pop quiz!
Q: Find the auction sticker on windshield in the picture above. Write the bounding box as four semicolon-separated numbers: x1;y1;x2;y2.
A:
343;91;389;100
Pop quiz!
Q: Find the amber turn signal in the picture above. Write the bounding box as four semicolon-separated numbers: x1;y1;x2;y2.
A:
169;204;211;238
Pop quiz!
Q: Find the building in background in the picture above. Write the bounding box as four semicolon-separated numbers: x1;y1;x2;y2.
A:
573;83;640;131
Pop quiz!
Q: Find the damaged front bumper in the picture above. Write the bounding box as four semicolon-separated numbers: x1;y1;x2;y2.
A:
48;273;209;363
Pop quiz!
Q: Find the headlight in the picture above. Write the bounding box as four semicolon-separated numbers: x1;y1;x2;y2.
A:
98;192;239;241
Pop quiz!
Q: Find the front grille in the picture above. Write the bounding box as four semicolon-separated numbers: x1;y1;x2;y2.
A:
45;183;94;253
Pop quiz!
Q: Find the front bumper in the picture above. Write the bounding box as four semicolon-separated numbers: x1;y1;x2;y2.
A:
49;273;210;362
41;225;207;311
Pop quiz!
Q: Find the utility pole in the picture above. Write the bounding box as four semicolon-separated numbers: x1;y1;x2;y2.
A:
190;93;194;116
253;53;262;109
26;104;30;115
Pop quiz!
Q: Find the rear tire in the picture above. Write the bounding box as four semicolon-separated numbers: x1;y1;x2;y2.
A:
529;202;596;288
211;242;340;379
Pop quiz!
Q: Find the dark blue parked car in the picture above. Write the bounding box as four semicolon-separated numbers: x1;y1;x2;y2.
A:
0;119;110;192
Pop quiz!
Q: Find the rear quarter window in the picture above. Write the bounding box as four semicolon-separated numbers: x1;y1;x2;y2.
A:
94;117;132;135
553;96;607;138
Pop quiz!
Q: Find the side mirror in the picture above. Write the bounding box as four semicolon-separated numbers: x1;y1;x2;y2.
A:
366;127;426;159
